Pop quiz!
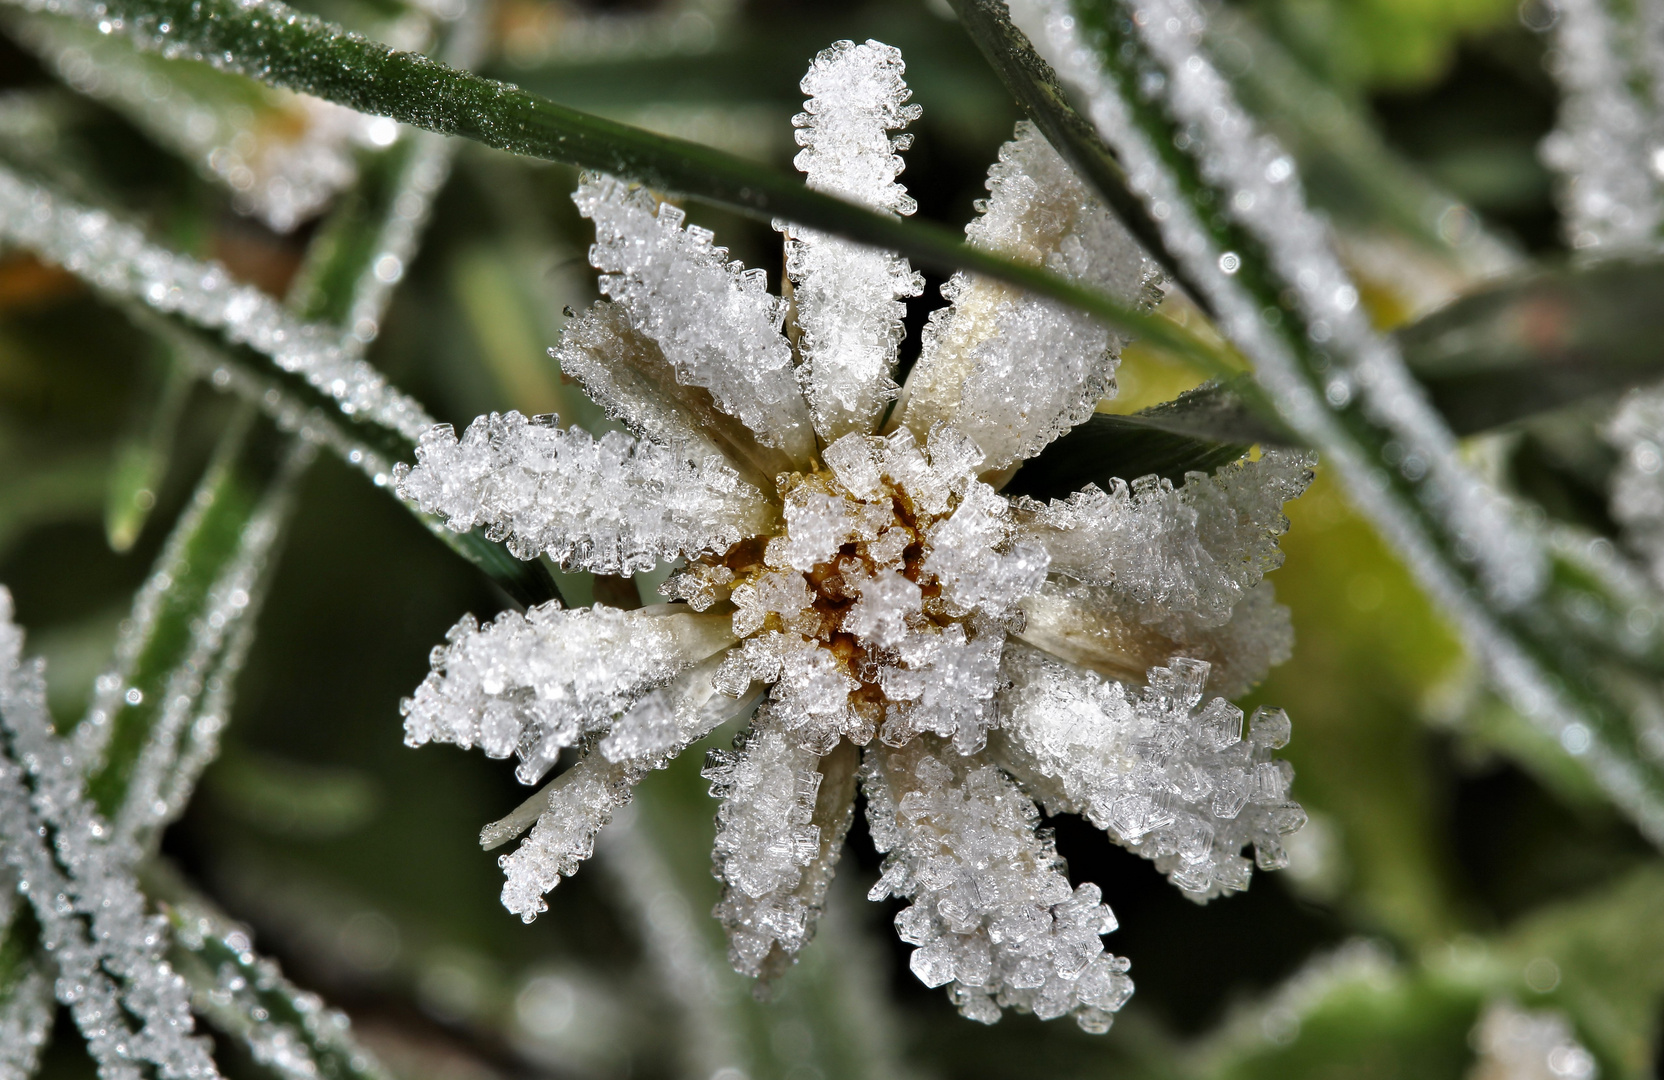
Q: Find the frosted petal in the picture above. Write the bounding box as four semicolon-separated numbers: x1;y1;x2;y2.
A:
898;123;1159;471
394;410;777;575
553;301;799;487
780;39;926;441
575;175;815;463
498;753;641;923
401;600;736;785
1020;450;1315;626
997;646;1304;902
706;713;859;978
879;620;1008;755
862;739;1132;1031
1016;578;1292;700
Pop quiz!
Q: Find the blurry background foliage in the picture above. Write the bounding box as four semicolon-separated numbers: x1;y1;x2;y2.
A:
1;0;1661;1078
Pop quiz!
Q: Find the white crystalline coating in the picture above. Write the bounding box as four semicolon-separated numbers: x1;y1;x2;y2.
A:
401;600;736;785
599;651;764;766
1469;1000;1599;1080
1537;0;1664;252
575;175;816;463
899;122;1157;471
863;740;1134;1032
0;954;52;1080
0;165;437;444
499;753;644;922
10;10;386;233
924;482;1051;619
0;587;221;1080
879;620;1008;755
1022;450;1315;626
704;709;828;976
997;648;1305;902
780;38;926;442
394;411;776;575
717;632;868;754
1608;387;1664;590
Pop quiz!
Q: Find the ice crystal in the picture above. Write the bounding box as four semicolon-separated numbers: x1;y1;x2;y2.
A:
401;599;736;784
863;739;1134;1031
395;410;776;574
999;648;1305;901
402;37;1308;1022
899;122;1158;472
575;175;816;463
0;588;220;1080
779;39;925;442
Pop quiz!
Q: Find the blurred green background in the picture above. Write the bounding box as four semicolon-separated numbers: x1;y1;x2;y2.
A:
2;0;1662;1077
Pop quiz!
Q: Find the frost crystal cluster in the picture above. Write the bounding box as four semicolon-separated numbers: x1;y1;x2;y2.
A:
399;38;1312;1030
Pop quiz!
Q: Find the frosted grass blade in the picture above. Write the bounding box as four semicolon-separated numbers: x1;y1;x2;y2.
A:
104;342;193;554
0;0;1247;383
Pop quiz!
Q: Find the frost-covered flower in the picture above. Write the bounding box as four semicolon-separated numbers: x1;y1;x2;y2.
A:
395;39;1313;1031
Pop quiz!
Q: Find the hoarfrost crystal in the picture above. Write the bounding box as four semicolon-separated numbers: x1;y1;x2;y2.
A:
401;37;1308;1027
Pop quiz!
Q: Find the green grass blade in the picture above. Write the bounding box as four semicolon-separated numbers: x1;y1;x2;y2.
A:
104;341;193;553
0;0;1245;383
78;406;307;832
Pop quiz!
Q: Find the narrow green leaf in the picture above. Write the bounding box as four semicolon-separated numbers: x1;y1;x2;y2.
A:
1004;380;1296;498
80;406;303;826
1398;258;1664;435
127;307;562;608
105;341;194;553
7;0;1249;387
144;865;394;1080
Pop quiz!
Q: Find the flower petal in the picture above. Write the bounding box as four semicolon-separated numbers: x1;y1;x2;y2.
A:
706;710;859;980
897;123;1159;472
401;600;736;785
395;410;778;575
576;175;816;464
996;647;1305;903
781;39;925;443
862;737;1133;1032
